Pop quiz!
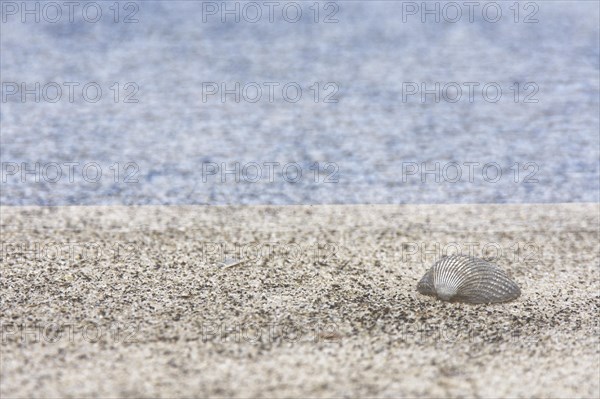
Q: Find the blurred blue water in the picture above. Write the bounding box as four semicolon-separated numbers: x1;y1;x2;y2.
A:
1;1;598;205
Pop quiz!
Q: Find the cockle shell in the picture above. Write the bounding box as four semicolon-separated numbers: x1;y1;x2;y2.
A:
417;255;520;304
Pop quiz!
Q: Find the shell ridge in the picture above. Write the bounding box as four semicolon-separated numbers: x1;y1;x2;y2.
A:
434;256;462;298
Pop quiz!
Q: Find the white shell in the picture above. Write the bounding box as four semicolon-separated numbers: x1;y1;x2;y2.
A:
417;255;520;304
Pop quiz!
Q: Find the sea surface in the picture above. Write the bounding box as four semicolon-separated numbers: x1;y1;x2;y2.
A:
1;1;598;205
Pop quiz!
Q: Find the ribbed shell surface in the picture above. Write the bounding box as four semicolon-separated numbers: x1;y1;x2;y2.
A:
417;255;521;304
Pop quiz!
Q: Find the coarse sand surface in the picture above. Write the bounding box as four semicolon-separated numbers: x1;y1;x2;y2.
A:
1;203;599;397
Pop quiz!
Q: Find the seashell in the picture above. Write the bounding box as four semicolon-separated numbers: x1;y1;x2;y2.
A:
417;255;520;304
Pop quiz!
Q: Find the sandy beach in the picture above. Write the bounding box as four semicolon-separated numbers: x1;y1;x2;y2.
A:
1;1;598;397
1;203;598;397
